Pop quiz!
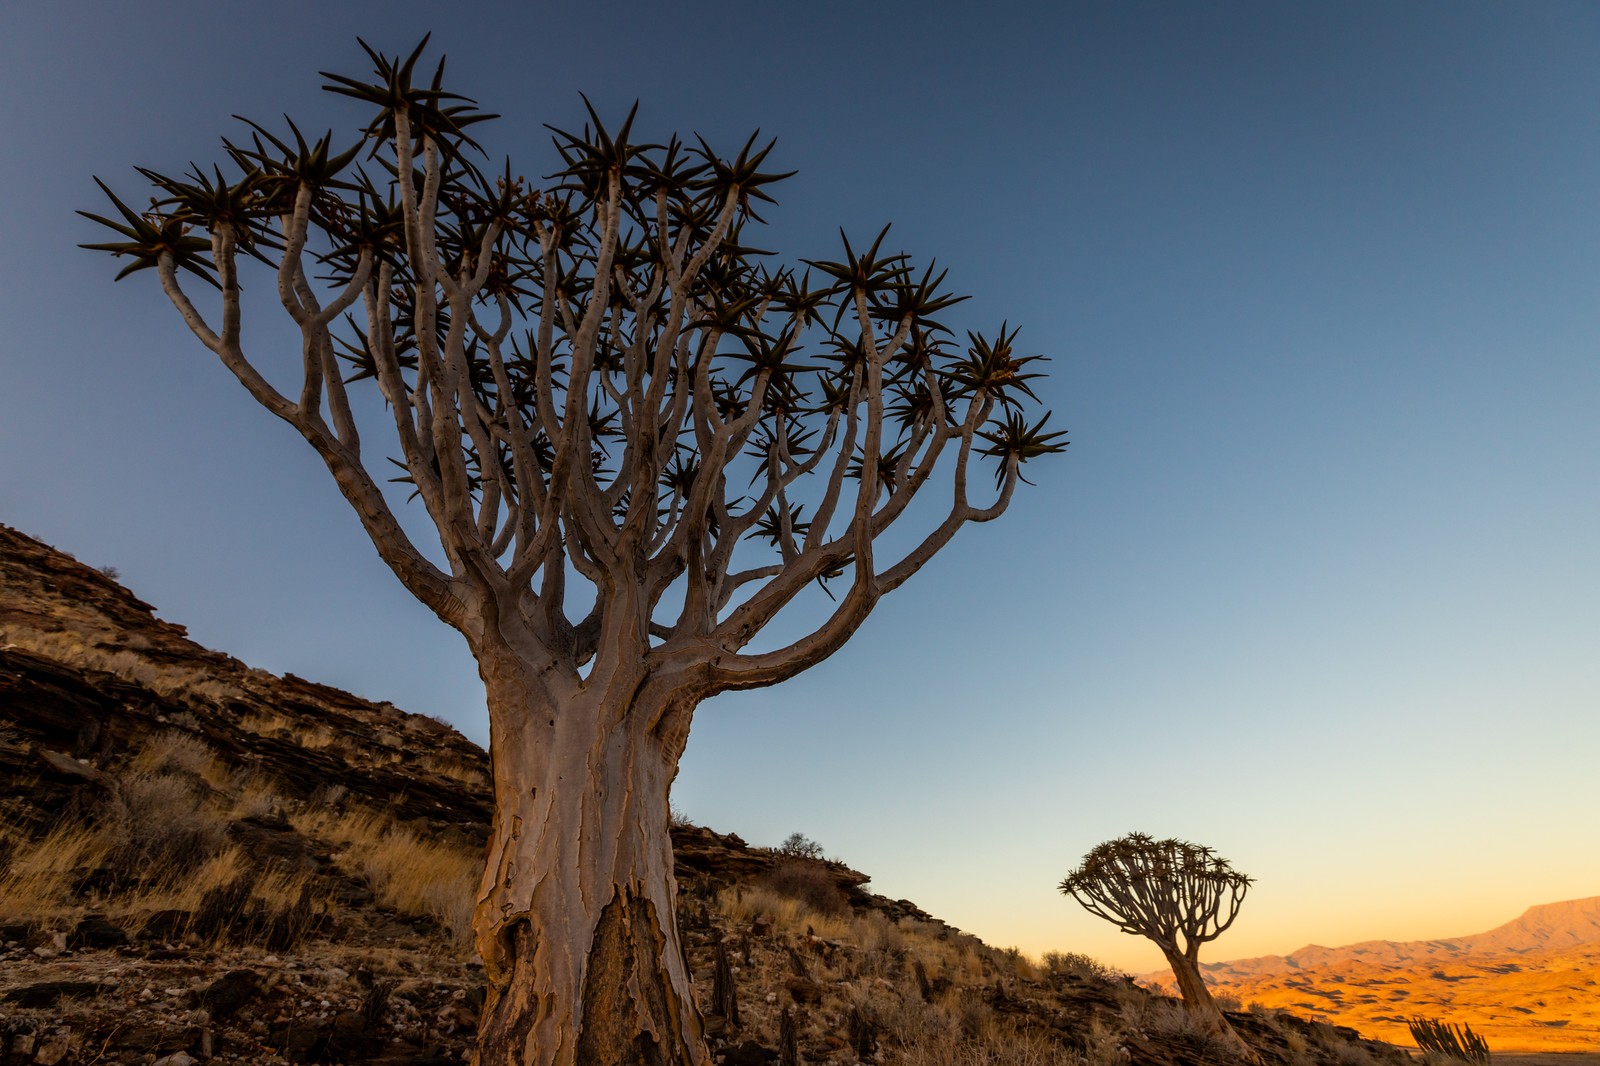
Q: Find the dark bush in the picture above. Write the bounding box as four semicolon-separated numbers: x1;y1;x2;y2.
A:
777;832;824;860
765;861;848;916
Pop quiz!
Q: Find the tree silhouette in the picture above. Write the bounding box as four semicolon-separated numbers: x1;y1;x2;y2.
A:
82;37;1065;1066
1060;833;1251;1032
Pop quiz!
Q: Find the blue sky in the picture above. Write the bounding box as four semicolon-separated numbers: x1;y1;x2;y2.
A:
2;2;1596;972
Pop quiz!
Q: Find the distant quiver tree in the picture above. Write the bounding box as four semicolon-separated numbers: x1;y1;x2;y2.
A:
1059;833;1251;1032
81;38;1066;1066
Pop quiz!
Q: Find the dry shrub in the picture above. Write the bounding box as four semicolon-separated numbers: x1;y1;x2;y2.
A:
719;883;802;926
226;771;283;820
996;945;1040;981
717;883;852;943
854;910;906;956
1333;1042;1382;1066
1129;996;1198;1036
764;860;849;916
103;770;228;881
902;925;989;989
128;731;217;780
1120;994;1243;1060
1043;950;1121;983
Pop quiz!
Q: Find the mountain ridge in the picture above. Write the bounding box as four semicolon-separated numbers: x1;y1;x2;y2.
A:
1133;897;1600;1052
1202;896;1600;980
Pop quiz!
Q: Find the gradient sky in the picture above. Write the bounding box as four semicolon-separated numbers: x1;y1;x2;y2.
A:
3;2;1596;974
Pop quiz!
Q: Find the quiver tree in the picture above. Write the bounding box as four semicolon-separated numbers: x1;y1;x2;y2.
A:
81;38;1066;1066
1059;833;1251;1035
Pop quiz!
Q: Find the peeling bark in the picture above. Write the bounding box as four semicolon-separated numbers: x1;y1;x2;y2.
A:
470;649;707;1066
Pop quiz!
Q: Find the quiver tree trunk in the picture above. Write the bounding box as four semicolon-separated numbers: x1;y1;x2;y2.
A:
470;651;708;1066
1160;946;1256;1060
1161;945;1224;1025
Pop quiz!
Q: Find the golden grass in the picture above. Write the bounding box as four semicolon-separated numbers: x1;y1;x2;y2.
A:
719;882;854;941
888;1022;1087;1066
415;751;489;788
0;819;110;921
0;626;242;710
294;806;478;950
0;816;319;945
128;730;227;787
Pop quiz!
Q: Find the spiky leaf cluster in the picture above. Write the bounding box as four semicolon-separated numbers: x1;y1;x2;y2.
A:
80;39;1065;681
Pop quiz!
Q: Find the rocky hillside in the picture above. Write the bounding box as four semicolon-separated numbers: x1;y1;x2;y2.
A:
1;522;1414;1066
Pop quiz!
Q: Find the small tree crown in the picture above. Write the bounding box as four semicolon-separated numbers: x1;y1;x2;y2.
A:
1059;832;1252;951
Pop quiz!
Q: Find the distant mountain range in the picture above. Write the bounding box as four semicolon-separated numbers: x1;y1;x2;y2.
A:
1205;897;1600;978
1144;898;1600;1053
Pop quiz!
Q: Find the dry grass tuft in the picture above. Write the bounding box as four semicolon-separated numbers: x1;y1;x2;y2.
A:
294;807;478;950
0;627;232;706
127;730;219;781
0;819;109;921
889;1020;1085;1065
415;750;489;788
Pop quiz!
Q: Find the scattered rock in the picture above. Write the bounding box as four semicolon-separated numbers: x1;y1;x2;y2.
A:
719;1039;780;1065
139;909;192;942
195;969;263;1020
0;919;39;944
32;1030;75;1065
152;1053;198;1066
783;976;822;1005
69;915;128;949
33;747;110;786
2;980;104;1008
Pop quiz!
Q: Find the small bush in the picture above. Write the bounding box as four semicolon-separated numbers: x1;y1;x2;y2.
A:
778;832;825;860
129;731;220;781
1042;950;1120;982
103;770;228;881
